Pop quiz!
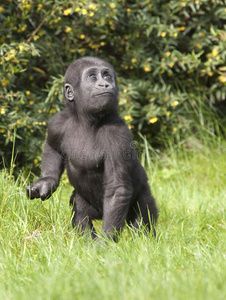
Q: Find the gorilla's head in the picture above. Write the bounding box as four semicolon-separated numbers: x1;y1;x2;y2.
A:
64;57;119;120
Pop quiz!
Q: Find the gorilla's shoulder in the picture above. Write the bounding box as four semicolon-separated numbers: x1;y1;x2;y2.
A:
48;110;69;128
46;110;70;146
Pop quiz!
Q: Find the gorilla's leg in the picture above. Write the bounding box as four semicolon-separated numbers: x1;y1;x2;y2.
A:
71;192;102;239
127;189;158;236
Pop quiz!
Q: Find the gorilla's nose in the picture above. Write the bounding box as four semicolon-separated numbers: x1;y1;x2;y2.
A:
97;81;110;89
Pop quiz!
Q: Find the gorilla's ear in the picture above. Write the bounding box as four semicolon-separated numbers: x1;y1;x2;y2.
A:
64;83;74;101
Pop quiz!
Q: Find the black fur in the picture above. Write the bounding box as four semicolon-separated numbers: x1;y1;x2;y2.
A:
26;57;158;241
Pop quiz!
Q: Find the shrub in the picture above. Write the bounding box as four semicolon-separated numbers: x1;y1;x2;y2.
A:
0;0;225;172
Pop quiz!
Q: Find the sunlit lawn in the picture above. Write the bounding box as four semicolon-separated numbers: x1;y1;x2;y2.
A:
0;142;225;300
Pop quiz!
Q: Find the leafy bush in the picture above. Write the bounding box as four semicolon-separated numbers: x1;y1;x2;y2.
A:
0;0;225;172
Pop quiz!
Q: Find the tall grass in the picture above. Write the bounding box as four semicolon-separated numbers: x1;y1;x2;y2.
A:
0;142;225;300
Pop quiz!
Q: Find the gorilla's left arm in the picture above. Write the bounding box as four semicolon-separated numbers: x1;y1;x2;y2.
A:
101;126;134;239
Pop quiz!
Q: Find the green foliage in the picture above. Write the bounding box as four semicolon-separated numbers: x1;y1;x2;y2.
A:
0;0;225;171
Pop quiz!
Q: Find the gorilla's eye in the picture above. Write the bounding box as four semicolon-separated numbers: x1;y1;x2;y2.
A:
103;74;111;80
89;74;96;79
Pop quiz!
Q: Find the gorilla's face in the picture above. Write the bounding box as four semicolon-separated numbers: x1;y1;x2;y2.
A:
80;65;118;114
64;59;118;118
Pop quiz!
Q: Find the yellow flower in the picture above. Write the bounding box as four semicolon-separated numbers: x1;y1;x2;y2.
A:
26;90;30;96
0;129;5;133
123;89;127;93
218;75;226;83
33;35;40;41
131;58;137;64
49;17;61;25
89;12;94;17
124;115;133;121
5;56;12;61
212;49;218;56
100;42;106;46
81;9;87;15
173;32;178;37
18;24;27;32
29;100;34;105
23;4;31;10
161;32;166;37
75;7;80;12
65;27;72;33
119;98;127;105
178;26;186;31
109;3;116;9
208;72;213;77
171;100;179;107
127;8;131;13
166;111;171;117
64;8;71;15
80;34;85;39
144;65;151;72
1;108;6;114
169;62;175;68
148;117;158;124
10;49;15;57
19;44;24;51
50;108;56;114
89;4;96;10
1;77;9;86
34;159;39;165
0;6;4;13
165;51;171;57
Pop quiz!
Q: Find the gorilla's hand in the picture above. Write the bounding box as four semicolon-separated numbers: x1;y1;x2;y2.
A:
26;177;57;200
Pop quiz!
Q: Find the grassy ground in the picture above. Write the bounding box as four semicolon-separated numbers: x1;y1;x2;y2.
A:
0;141;225;300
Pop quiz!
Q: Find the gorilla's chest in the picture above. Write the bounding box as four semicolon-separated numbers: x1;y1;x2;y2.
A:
61;128;104;171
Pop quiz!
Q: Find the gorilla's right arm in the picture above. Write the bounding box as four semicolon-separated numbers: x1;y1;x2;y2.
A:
26;116;65;200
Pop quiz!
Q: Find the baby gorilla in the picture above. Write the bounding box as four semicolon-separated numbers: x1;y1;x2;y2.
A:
27;57;158;241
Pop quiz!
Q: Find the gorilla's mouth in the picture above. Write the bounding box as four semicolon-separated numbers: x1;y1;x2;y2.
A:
93;91;114;97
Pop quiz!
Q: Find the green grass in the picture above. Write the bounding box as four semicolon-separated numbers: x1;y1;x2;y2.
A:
0;142;225;300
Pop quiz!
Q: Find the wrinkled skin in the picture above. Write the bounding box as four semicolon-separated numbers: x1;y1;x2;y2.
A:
26;57;158;241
